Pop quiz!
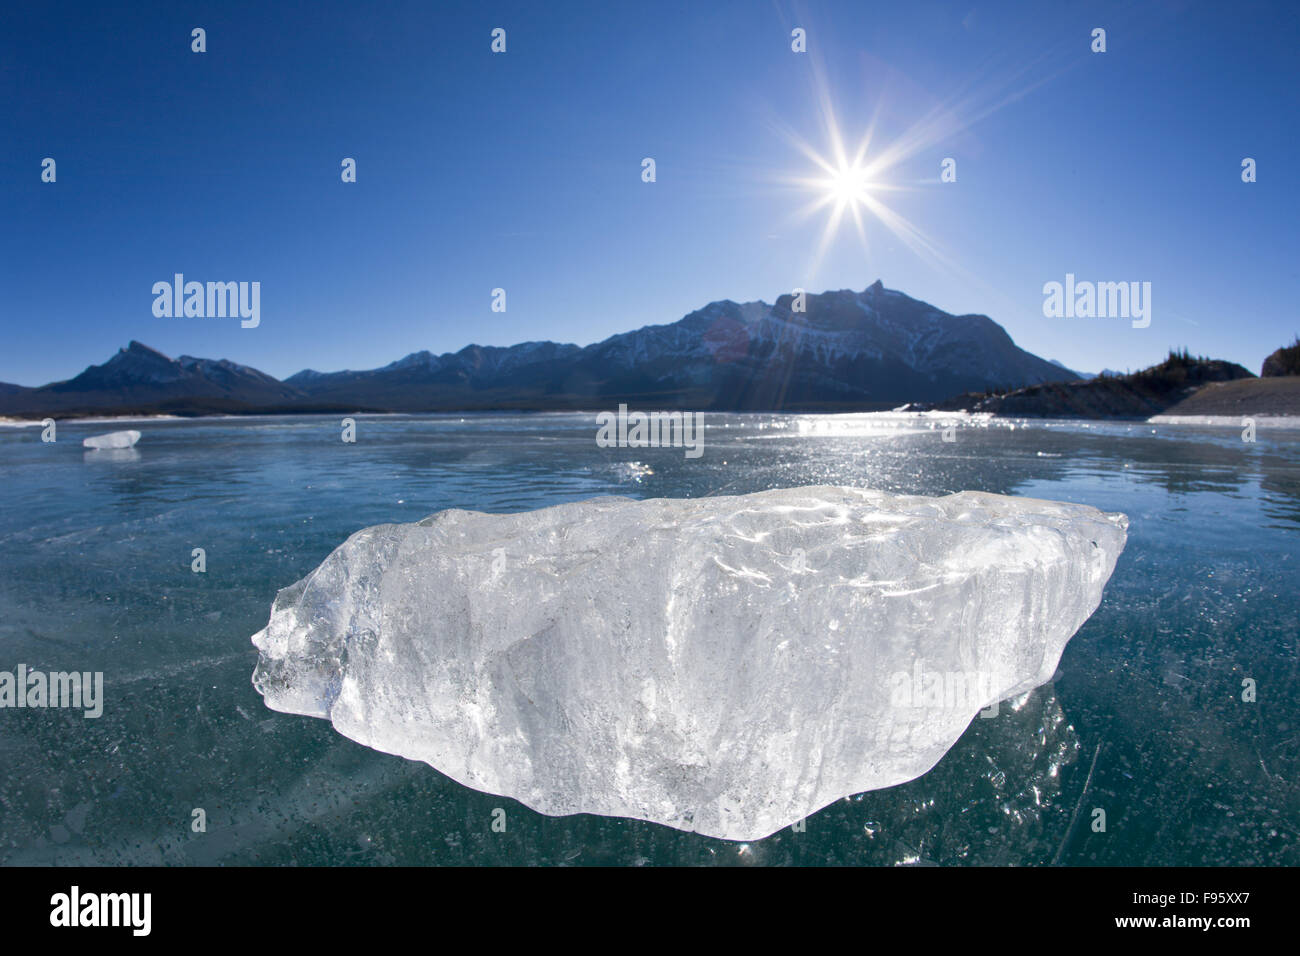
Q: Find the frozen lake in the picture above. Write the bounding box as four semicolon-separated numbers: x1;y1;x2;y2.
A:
1;412;1296;865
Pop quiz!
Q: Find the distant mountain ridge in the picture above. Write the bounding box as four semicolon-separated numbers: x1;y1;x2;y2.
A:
276;280;1076;412
0;342;305;416
0;281;1079;418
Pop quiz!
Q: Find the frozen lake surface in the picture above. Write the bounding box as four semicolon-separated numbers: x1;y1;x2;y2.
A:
1;412;1296;865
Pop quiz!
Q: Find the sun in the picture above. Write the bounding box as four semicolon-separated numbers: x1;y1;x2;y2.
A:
822;161;875;208
780;118;948;279
769;42;1074;290
769;55;962;278
789;137;887;274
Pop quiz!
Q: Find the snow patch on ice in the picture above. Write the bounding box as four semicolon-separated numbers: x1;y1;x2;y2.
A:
83;430;141;450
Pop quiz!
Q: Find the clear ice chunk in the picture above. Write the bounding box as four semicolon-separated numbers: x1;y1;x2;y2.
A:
82;429;141;450
251;487;1127;840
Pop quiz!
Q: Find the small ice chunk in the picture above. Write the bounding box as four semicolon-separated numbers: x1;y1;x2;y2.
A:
250;486;1127;841
83;429;141;450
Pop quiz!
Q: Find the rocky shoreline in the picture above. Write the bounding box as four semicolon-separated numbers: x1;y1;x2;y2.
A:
921;353;1281;420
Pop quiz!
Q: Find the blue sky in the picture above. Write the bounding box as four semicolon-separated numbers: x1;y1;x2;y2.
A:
2;0;1297;386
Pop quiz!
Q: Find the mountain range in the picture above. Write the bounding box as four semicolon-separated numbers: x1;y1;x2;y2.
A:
0;281;1080;418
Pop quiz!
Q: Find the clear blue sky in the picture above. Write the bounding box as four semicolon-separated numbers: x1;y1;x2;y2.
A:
2;0;1297;386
